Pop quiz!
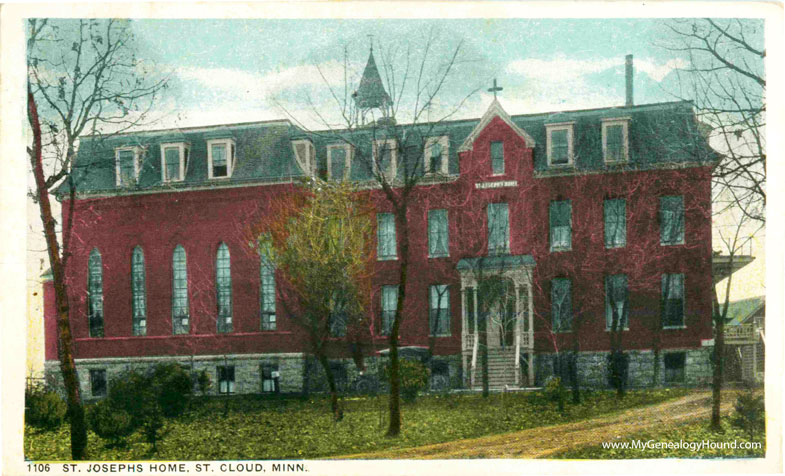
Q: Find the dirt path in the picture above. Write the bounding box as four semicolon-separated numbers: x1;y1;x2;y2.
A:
338;391;734;459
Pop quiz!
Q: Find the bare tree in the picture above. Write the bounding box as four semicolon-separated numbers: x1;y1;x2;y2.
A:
709;193;761;431
661;19;765;223
280;29;485;436
27;18;168;459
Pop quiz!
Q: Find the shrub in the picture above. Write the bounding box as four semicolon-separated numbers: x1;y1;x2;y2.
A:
606;350;629;395
87;399;134;446
543;376;568;413
731;389;765;440
195;369;211;395
150;363;193;417
25;386;67;431
384;359;429;403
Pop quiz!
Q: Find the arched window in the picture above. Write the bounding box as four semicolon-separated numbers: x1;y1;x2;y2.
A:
87;248;104;337
216;243;232;333
172;245;189;334
131;246;147;336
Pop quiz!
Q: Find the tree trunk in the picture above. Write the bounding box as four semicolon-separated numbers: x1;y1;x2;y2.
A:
570;336;580;404
28;88;88;460
711;308;726;431
386;204;410;437
316;353;343;421
480;311;489;398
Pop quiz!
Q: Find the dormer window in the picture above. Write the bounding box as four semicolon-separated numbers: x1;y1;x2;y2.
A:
291;139;315;177
327;144;352;181
602;118;630;163
546;122;574;167
425;136;449;175
373;139;397;181
208;138;236;179
115;146;143;186
160;142;190;183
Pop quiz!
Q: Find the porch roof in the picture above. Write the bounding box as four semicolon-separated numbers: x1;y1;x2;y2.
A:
456;254;536;271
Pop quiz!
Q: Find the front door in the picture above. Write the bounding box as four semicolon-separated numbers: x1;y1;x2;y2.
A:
480;277;517;350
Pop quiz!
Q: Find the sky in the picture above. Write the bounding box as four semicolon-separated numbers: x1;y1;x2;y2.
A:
122;18;711;130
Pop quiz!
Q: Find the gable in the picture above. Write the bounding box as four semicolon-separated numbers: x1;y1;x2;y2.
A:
458;99;536;152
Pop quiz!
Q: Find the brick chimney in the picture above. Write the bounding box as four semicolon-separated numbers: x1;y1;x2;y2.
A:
625;54;634;107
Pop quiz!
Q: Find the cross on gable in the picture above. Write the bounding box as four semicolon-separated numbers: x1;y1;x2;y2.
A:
488;78;503;98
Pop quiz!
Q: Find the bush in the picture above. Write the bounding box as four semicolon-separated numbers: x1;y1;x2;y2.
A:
87;399;134;446
731;389;765;440
25;386;67;431
150;363;193;417
384;359;429;403
195;369;211;395
543;376;568;413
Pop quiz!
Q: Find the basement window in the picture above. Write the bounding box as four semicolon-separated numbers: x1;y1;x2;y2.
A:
664;352;686;383
90;369;107;397
217;365;235;394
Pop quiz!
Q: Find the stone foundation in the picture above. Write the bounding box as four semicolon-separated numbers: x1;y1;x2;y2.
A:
534;348;712;388
44;353;465;399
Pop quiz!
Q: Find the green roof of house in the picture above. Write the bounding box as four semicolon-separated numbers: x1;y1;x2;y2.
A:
60;100;717;197
724;296;765;326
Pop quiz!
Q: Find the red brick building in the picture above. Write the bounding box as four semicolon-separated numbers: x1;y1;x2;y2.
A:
44;52;718;397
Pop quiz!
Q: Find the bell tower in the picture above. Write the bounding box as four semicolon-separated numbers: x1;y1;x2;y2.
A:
353;39;392;125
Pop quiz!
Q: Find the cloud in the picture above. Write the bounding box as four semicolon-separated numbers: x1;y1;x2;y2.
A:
175;61;351;101
506;55;687;83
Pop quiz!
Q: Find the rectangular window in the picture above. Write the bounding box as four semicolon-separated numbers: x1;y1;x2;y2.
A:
660;196;685;245
550;130;569;164
605;124;625;162
604;199;627;248
327;145;349;181
428;209;449;257
429;285;450;337
261;258;276;331
261;363;279;393
662;274;685;328
377;213;397;260
90;369;107;397
605;274;629;330
116;149;138;186
329;310;347;337
373;139;396;181
425;136;449;175
381;285;398;336
212;143;228;177
549;200;572;251
208;138;236;179
487;203;510;255
466;288;476;333
217;365;235;394
164;146;182;181
490;141;504;175
551;278;572;332
664;352;686;383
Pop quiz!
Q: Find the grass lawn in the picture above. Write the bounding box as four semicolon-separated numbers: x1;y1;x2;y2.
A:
26;388;690;461
552;418;765;459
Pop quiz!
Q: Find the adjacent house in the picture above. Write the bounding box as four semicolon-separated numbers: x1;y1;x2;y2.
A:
43;50;720;398
723;296;765;385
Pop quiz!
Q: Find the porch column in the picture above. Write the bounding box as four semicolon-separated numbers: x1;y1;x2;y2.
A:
471;287;479;387
514;284;521;386
527;279;535;384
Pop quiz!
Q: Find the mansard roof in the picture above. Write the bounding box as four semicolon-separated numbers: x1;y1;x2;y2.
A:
61;100;717;197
